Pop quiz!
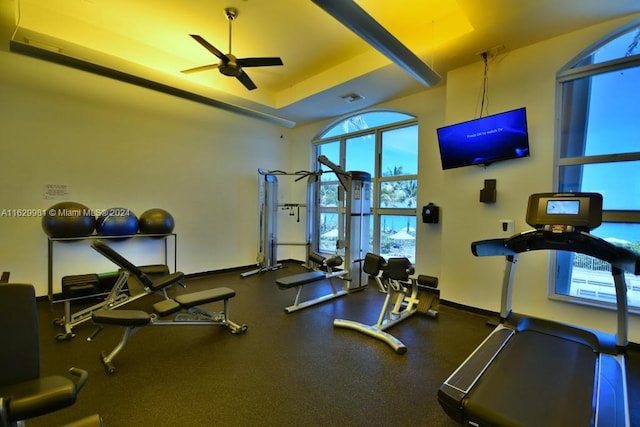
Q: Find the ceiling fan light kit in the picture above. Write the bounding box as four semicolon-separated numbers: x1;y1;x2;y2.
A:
182;7;283;90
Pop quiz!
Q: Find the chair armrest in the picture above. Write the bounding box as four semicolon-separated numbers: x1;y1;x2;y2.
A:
68;368;89;392
1;397;7;427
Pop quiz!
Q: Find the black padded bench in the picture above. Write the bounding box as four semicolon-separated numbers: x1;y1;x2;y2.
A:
275;254;348;313
153;287;236;316
276;271;326;289
86;240;247;374
91;286;245;374
53;242;182;342
93;287;236;325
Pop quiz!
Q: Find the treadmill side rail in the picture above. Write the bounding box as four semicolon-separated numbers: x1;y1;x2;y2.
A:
596;354;629;427
438;326;514;421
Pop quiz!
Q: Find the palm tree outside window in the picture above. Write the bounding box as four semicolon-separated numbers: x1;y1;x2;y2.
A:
313;110;418;263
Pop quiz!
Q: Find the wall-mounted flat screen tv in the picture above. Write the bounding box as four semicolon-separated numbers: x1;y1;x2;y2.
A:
437;107;530;170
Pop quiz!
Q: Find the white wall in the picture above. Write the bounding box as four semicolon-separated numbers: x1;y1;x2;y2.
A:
290;14;640;341
0;50;290;295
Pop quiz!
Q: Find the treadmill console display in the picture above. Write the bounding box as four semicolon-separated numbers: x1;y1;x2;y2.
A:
546;200;580;215
526;192;603;231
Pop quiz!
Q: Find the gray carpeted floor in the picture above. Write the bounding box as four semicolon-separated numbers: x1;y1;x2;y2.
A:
27;262;640;426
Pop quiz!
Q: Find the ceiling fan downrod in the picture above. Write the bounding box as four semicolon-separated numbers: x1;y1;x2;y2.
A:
225;7;238;55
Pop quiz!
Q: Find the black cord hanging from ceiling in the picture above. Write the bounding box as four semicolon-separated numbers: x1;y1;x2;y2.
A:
480;52;489;118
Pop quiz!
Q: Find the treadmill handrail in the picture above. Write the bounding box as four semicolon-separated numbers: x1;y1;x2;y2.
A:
473;228;639;348
474;229;640;276
471;238;515;257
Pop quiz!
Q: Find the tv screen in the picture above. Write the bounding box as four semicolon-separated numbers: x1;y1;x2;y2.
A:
437;107;530;170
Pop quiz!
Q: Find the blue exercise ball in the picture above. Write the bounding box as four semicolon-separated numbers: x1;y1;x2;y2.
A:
96;208;138;236
138;208;175;235
42;202;96;238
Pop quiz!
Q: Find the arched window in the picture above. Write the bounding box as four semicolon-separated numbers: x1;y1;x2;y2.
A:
312;110;418;263
554;21;640;309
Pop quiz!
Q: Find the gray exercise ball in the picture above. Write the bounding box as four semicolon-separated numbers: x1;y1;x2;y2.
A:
42;201;96;238
138;208;175;235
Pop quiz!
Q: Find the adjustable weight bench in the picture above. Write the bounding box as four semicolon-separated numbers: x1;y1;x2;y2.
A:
88;240;247;374
276;252;349;313
54;240;184;341
91;286;247;374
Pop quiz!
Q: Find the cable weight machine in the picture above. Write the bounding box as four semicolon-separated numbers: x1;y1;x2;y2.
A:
316;155;371;289
243;158;371;291
241;168;318;277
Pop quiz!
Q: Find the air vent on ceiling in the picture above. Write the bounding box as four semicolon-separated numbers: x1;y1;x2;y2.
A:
341;93;365;103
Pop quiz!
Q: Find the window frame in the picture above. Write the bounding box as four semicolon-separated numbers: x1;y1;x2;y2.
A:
312;110;418;262
551;20;640;311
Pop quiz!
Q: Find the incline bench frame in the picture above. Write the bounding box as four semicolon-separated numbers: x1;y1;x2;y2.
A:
54;241;184;341
89;240;248;374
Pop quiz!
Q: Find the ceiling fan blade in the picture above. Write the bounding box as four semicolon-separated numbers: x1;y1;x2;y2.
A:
180;64;218;74
189;34;229;63
236;69;257;90
237;57;283;68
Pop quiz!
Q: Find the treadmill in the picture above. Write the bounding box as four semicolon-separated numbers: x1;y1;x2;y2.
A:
438;192;640;427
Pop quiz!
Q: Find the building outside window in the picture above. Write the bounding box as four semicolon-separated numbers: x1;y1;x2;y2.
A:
554;21;640;309
313;110;418;263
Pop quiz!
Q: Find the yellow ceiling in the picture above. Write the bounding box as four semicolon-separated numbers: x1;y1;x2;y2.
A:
8;0;639;125
14;0;472;105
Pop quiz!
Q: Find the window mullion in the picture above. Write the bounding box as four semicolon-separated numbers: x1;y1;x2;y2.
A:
603;211;640;223
558;54;640;82
559;152;640;165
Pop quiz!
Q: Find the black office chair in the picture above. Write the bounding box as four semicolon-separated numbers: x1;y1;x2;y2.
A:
0;283;100;426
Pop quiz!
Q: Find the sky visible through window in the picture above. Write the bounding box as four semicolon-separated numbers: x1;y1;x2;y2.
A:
556;24;640;308
320;111;413;139
319;111;416;176
345;125;418;176
580;63;640;243
316;111;417;262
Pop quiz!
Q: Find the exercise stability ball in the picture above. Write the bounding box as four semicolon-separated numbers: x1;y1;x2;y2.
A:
42;201;96;238
138;208;175;235
96;208;138;237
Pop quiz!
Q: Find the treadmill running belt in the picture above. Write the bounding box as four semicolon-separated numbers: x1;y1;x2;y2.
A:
463;329;597;427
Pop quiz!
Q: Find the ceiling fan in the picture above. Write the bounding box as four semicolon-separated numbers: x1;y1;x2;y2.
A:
182;7;283;90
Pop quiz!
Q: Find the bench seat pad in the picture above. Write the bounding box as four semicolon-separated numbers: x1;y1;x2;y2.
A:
153;299;182;317
175;287;236;308
276;271;326;289
92;309;150;326
149;271;185;291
